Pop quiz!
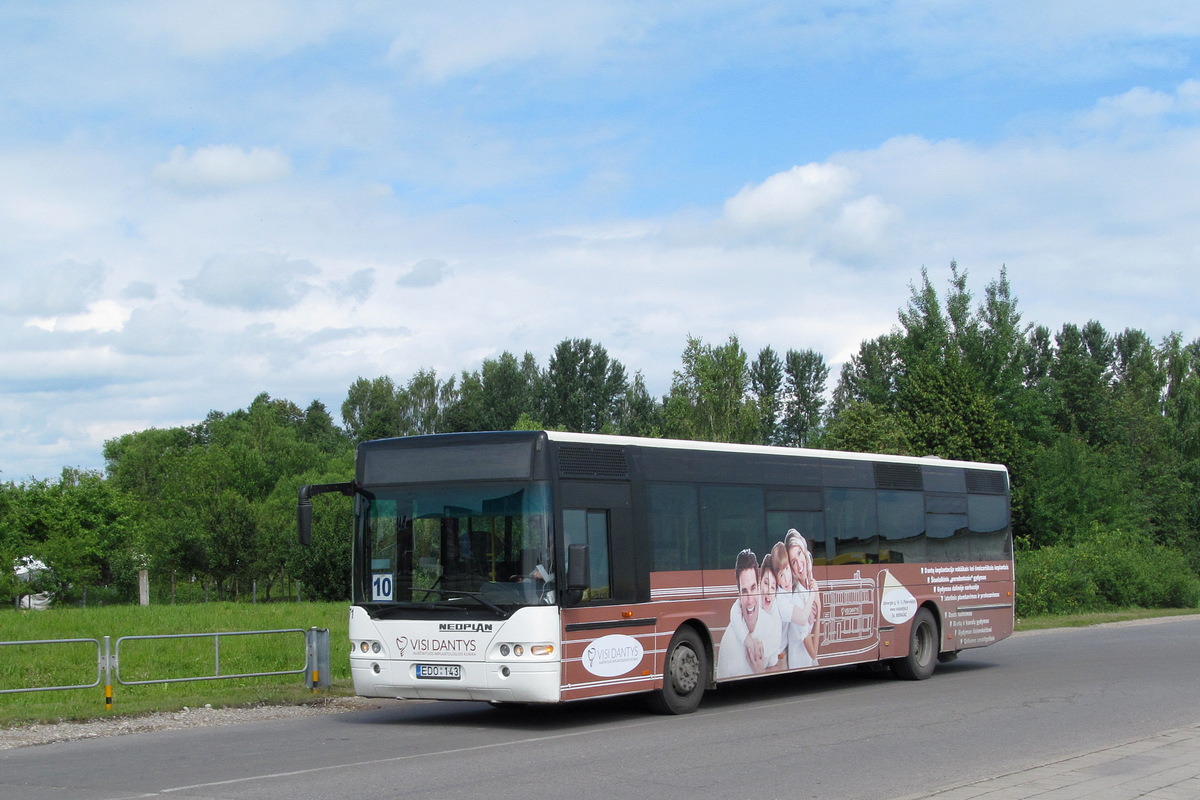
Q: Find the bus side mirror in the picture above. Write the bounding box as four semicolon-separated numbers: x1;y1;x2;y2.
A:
297;481;357;547
297;499;313;547
563;543;589;607
567;543;589;591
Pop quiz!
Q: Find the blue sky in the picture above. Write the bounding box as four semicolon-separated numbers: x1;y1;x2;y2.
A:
4;2;1200;480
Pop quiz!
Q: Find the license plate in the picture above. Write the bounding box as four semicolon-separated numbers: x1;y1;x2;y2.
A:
415;664;461;680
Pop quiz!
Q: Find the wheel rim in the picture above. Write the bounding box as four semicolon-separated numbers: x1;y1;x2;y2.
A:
915;621;934;667
669;642;700;695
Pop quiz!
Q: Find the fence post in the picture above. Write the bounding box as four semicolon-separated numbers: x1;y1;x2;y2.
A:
305;628;331;691
103;636;113;711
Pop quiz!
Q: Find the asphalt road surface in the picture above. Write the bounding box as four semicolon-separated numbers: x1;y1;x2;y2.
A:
3;616;1199;800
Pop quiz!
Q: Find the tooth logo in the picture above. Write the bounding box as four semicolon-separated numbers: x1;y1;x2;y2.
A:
582;634;643;677
395;637;408;657
879;570;918;624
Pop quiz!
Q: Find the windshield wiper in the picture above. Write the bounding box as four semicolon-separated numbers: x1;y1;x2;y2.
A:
411;587;508;616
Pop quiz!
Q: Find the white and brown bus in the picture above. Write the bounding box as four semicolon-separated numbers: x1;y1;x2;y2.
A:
298;430;1013;714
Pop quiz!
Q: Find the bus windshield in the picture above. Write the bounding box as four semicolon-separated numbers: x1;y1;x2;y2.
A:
357;481;554;616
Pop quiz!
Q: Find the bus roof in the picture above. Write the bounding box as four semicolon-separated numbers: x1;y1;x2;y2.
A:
541;430;1008;474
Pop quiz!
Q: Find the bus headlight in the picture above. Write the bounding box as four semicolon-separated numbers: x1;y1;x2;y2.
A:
494;643;554;658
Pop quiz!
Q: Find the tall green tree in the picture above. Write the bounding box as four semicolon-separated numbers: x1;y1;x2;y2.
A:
830;332;902;414
821;402;912;455
749;346;784;445
614;371;662;437
542;338;628;433
341;376;401;442
444;351;537;432
782;348;829;447
662;334;758;443
1050;322;1118;446
0;469;143;602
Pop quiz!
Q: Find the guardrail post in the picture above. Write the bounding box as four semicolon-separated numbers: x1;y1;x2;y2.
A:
103;635;113;711
306;627;331;690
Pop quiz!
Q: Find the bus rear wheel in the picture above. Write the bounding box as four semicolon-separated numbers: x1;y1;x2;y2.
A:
648;626;707;714
891;608;938;681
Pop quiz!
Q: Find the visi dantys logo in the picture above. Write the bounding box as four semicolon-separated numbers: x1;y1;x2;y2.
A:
583;634;644;678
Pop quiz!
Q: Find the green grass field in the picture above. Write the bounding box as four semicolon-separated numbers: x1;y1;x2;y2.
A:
0;602;353;727
4;602;1197;728
1014;606;1200;630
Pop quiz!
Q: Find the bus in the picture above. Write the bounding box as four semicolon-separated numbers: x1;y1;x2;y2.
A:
297;430;1013;714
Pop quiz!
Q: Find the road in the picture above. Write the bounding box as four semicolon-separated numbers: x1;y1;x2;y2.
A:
3;616;1199;800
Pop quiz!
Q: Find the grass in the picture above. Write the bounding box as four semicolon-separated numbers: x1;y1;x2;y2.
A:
0;602;354;727
5;602;1198;728
1015;606;1200;631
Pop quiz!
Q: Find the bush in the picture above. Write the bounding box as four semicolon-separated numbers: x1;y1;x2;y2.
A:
1017;525;1200;616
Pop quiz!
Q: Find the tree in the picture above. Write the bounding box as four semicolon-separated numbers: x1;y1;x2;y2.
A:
398;368;456;436
896;266;952;368
895;358;1019;465
444;351;537;432
782;348;829;447
0;469;143;603
613;371;662;437
830;332;902;414
662;335;758;443
341;376;400;442
298;400;352;454
821;402;912;455
749;346;784;445
1021;436;1146;548
542;338;628;433
1050;322;1117;446
973;267;1038;427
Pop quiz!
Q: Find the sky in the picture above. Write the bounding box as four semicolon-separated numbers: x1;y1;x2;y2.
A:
4;2;1200;481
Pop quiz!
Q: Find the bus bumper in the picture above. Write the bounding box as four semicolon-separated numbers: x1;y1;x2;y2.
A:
350;658;562;704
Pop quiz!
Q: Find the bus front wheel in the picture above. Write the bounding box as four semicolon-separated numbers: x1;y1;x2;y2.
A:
648;626;707;714
891;608;938;681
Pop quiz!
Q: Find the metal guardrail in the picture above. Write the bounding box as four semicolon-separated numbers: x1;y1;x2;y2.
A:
114;628;310;686
0;638;104;695
0;628;330;710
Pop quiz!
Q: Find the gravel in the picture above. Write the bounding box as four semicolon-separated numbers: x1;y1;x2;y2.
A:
0;697;382;750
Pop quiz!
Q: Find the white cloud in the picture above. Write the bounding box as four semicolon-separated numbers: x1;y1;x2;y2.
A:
329;268;375;302
1;260;106;317
396;259;450;288
113;304;201;357
40;300;131;333
385;3;633;81
7;3;1200;483
124;1;344;57
153;145;292;190
723;163;856;233
121;281;157;301
829;195;900;260
1076;78;1200;133
180;251;318;310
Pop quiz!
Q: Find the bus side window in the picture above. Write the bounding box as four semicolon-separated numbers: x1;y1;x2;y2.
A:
649;483;700;571
564;509;612;601
877;489;925;563
826;488;878;564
